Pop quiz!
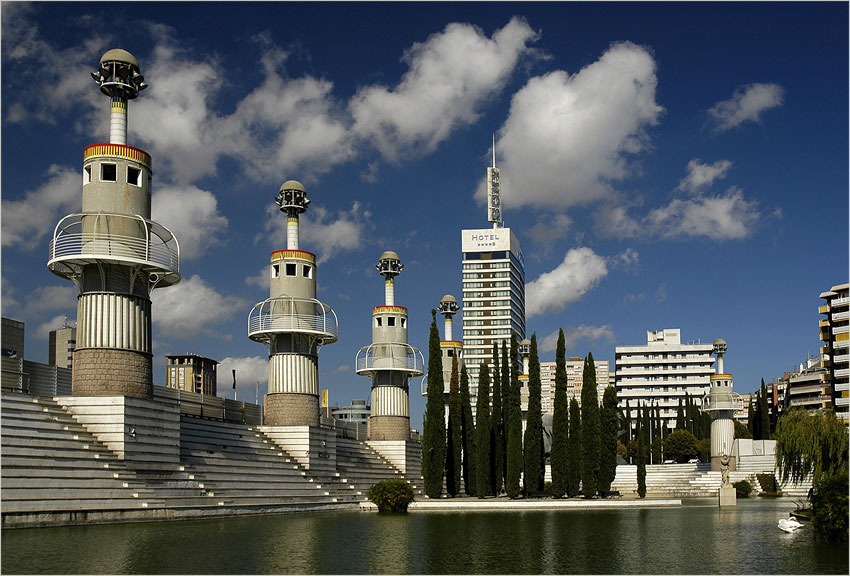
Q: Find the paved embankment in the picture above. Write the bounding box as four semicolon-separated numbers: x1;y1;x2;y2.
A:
360;496;682;511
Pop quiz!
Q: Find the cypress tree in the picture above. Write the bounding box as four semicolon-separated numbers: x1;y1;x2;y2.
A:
752;389;762;440
501;341;510;482
567;397;582;497
523;334;544;495
599;385;619;493
636;416;647;499
676;396;685;431
747;398;755;437
422;310;446;498
580;353;600;497
505;333;523;498
475;363;492;497
490;343;504;495
446;356;462;497
459;362;476;496
551;329;569;497
759;378;771;439
623;399;632;451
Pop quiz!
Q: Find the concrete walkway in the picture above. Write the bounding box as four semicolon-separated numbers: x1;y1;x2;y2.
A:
360;496;682;511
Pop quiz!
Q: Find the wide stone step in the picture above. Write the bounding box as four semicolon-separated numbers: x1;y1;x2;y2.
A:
1;487;154;501
1;498;160;513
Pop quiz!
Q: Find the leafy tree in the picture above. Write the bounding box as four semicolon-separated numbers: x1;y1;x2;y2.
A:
636;421;647;499
490;343;504;495
459;363;477;496
675;396;685;431
422;310;446;498
663;429;699;463
523;334;544;495
474;363;492;497
445;356;462;496
567;397;582;497
733;420;752;440
367;479;415;513
505;333;523;498
501;341;510;482
775;408;849;541
550;329;569;497
580;353;600;497
599;385;619;493
759;379;771;440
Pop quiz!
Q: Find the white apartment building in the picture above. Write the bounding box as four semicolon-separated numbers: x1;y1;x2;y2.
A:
532;358;610;414
819;283;849;422
615;329;715;432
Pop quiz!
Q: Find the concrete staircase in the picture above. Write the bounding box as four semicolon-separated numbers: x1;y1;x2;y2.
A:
1;391;167;515
178;417;357;507
336;437;422;498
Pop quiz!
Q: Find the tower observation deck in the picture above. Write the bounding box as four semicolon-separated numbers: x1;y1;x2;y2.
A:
47;49;180;398
248;181;338;427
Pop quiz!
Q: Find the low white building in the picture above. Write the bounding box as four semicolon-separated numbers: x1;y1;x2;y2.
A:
615;329;715;432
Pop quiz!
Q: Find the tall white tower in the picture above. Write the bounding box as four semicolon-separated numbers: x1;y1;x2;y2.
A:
701;339;743;471
461;140;526;412
248;181;338;426
48;49;180;398
356;252;424;440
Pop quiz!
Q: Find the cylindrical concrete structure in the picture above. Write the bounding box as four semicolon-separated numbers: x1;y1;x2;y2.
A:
48;49;179;399
357;252;423;441
702;340;742;472
249;181;336;427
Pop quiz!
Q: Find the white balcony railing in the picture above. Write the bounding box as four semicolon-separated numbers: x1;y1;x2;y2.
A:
356;343;424;376
48;213;180;286
701;390;744;412
248;297;338;343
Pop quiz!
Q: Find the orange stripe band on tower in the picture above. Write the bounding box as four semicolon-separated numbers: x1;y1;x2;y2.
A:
84;143;151;168
270;249;316;263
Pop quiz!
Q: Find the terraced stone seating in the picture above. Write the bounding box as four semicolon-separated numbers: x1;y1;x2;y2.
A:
179;417;356;507
335;437;421;498
1;391;167;516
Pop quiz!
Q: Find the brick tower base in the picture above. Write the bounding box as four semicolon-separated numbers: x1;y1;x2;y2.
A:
264;393;319;426
72;348;152;398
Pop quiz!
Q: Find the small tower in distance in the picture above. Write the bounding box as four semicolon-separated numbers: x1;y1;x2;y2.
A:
436;295;462;422
702;338;743;507
356;251;424;441
248;181;338;426
48;49;179;398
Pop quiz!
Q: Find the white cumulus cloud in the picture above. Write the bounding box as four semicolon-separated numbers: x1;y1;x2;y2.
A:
645;187;760;240
151;275;246;339
526;247;608;317
481;41;663;209
218;356;269;401
708;82;784;131
1;165;80;249
677;158;732;193
151;185;228;260
540;325;615;353
350;17;538;161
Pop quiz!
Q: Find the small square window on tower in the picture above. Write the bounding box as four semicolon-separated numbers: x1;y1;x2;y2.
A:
101;163;117;182
83;165;92;184
303;265;312;278
375;317;382;327
271;264;280;278
388;317;396;327
127;166;142;187
285;263;297;276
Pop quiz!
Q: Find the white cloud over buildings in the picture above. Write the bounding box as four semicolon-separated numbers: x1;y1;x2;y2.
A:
151;275;246;339
540;325;615;354
480;41;663;209
526;247;609;317
708;82;784;131
1;166;80;248
151;185;229;260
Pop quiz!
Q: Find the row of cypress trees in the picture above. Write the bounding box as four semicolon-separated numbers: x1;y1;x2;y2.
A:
423;322;622;499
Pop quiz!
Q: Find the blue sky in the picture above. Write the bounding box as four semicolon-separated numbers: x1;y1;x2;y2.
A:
2;2;847;427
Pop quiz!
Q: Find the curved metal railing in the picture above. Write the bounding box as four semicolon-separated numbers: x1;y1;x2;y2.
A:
248;297;338;343
700;390;744;412
355;342;424;376
48;213;180;284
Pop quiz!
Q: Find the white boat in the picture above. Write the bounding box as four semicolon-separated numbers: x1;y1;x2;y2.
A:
778;518;805;533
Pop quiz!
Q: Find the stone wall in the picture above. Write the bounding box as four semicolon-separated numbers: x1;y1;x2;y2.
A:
72;349;152;398
264;393;319;426
368;415;410;441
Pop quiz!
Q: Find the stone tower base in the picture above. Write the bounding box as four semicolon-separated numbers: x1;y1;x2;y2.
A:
72;348;152;398
368;415;410;441
264;393;319;426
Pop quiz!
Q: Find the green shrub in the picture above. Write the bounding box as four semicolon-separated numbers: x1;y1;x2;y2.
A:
811;472;849;542
732;480;753;498
367;479;415;513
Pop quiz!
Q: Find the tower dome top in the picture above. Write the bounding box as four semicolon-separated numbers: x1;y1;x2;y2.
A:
100;49;140;70
713;338;727;347
520;339;531;346
440;294;457;305
279;180;306;194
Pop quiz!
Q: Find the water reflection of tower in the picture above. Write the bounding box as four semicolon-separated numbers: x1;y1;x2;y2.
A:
48;49;180;398
701;339;743;471
248;181;338;426
356;252;424;441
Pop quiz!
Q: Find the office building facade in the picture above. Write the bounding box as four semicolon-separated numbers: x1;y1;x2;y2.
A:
165;354;218;396
49;322;76;369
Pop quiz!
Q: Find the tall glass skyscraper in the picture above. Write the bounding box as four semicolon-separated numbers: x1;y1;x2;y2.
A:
461;148;526;407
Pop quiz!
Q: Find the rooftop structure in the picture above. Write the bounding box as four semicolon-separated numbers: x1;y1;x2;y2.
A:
165;353;218;396
47;49;180;398
48;319;76;370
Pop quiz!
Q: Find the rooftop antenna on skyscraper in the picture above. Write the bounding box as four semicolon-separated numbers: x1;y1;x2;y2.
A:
487;134;502;229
